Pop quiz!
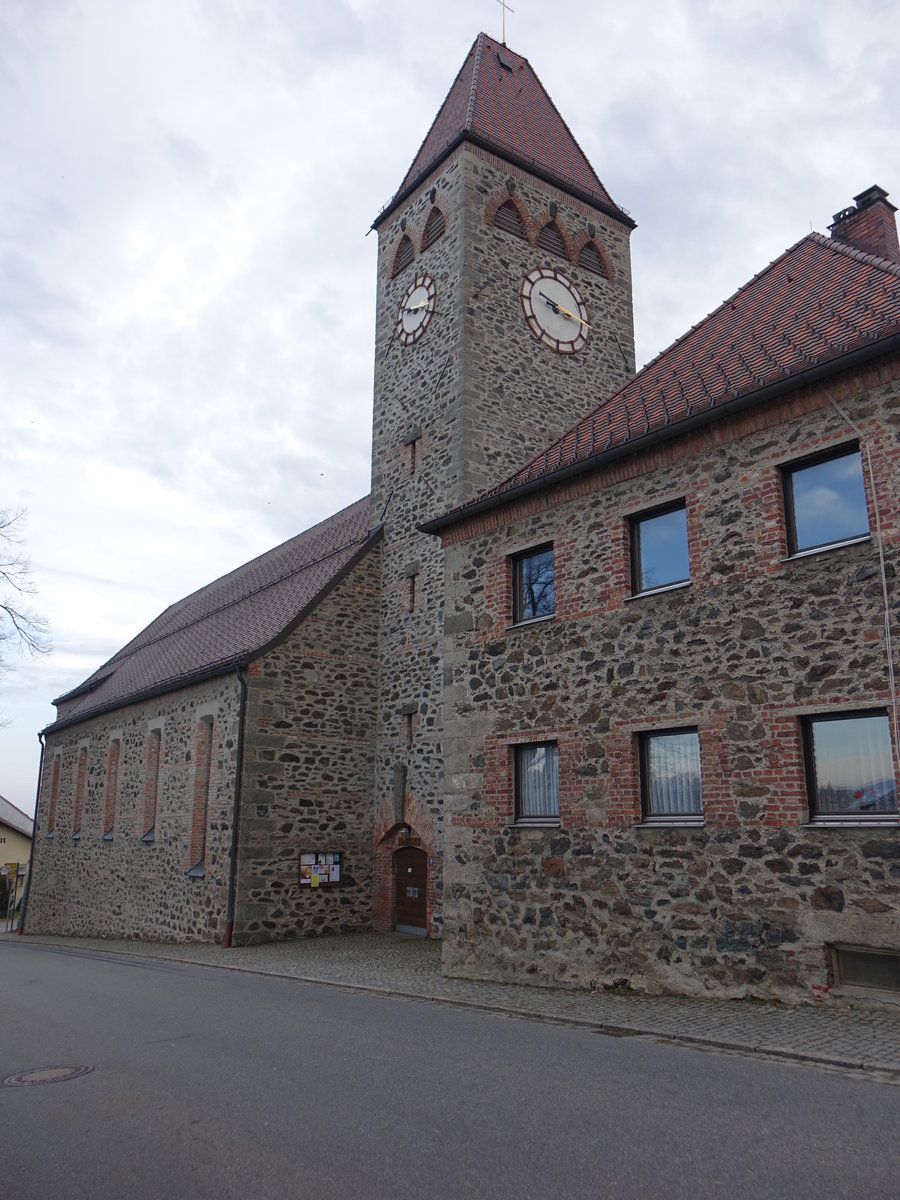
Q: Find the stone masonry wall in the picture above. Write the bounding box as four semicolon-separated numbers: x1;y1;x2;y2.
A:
370;142;635;934
233;546;381;943
439;361;900;1005
27;675;241;941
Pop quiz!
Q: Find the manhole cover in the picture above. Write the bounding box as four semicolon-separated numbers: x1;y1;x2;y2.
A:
3;1065;94;1087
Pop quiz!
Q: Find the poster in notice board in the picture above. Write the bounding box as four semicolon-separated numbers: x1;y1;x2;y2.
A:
299;852;342;887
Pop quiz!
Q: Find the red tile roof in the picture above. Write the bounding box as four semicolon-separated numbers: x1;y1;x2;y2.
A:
50;497;377;729
426;233;900;528
378;33;631;226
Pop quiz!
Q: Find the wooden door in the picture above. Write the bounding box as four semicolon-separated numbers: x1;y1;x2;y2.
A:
394;847;427;933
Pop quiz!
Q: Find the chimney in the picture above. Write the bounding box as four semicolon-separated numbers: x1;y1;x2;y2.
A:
829;185;899;262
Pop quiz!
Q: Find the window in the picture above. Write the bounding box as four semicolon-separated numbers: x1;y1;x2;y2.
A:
804;711;897;820
640;729;702;821
783;445;869;555
72;746;88;839
422;206;445;249
188;717;214;875
831;945;900;994
46;757;60;837
536;220;566;257
493;199;526;238
514;742;559;824
392;234;414;276
578;241;608;278
512;545;555;623
102;739;120;839
631;502;689;593
142;728;162;842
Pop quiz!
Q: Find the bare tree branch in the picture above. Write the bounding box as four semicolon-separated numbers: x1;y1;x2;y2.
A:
0;506;51;660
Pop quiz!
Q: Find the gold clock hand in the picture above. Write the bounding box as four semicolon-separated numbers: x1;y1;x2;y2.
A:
537;290;591;330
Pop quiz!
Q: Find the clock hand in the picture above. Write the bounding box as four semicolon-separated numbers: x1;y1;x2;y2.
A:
537;290;591;330
403;300;429;314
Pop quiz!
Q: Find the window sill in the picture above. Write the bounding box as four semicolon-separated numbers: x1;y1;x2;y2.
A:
510;820;561;830
508;613;556;631
625;580;691;602
804;817;899;829
782;534;871;562
634;818;705;829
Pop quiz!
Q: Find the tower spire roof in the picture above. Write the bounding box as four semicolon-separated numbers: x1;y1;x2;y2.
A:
376;32;632;227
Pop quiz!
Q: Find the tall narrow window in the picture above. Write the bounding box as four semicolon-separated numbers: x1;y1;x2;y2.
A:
188;718;213;876
640;729;703;821
392;234;415;276
142;728;162;842
46;757;60;838
631;502;690;594
512;545;555;623
514;743;559;825
783;445;869;554
422;206;445;249
72;746;88;840
804;711;896;820
102;739;120;840
578;241;609;278
536;220;566;257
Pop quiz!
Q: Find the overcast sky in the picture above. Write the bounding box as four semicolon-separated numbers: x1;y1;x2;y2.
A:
1;0;897;816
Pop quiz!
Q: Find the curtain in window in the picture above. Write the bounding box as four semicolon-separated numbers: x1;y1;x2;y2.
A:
517;743;559;819
646;731;702;816
812;714;896;814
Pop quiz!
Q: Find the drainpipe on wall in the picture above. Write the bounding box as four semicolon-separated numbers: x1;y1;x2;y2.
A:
224;666;248;949
18;732;45;934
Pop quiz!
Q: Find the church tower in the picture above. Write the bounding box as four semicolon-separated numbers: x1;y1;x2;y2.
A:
369;33;636;934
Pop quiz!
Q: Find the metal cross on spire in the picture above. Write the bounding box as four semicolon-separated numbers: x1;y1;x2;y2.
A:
495;0;515;45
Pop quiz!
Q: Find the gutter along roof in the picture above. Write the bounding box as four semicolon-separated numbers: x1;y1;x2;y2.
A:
48;498;378;733
423;232;900;534
375;32;632;228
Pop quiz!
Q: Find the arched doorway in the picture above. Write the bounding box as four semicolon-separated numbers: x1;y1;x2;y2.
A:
394;846;427;935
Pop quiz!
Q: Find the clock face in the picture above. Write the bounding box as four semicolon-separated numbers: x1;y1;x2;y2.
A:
396;274;437;345
520;267;589;353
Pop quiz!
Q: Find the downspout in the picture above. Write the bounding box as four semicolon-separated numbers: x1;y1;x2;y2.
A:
18;732;45;934
224;666;249;948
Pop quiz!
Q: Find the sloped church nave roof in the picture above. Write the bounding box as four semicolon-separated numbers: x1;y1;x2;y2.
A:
50;498;376;730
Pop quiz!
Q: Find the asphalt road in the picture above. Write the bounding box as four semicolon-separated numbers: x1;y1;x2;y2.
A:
2;939;898;1199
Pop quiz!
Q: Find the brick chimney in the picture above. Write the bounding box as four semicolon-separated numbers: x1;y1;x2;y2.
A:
829;185;899;262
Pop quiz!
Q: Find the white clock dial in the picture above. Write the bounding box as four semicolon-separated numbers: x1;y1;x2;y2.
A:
396;274;437;345
520;267;590;353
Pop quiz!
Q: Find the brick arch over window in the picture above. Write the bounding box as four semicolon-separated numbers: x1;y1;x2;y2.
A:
485;192;529;240
392;234;415;277
534;216;574;261
573;230;616;283
421;205;446;250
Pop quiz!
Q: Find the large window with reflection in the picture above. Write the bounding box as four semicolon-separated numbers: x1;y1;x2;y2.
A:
640;728;703;821
804;711;897;820
783;445;869;555
512;544;555;623
631;502;690;594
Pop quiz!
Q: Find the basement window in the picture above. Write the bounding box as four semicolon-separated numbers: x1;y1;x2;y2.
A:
832;945;900;994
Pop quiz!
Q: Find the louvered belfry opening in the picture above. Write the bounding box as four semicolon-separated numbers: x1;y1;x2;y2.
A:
537;220;566;258
392;235;415;276
422;206;446;249
494;199;526;238
578;241;608;278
